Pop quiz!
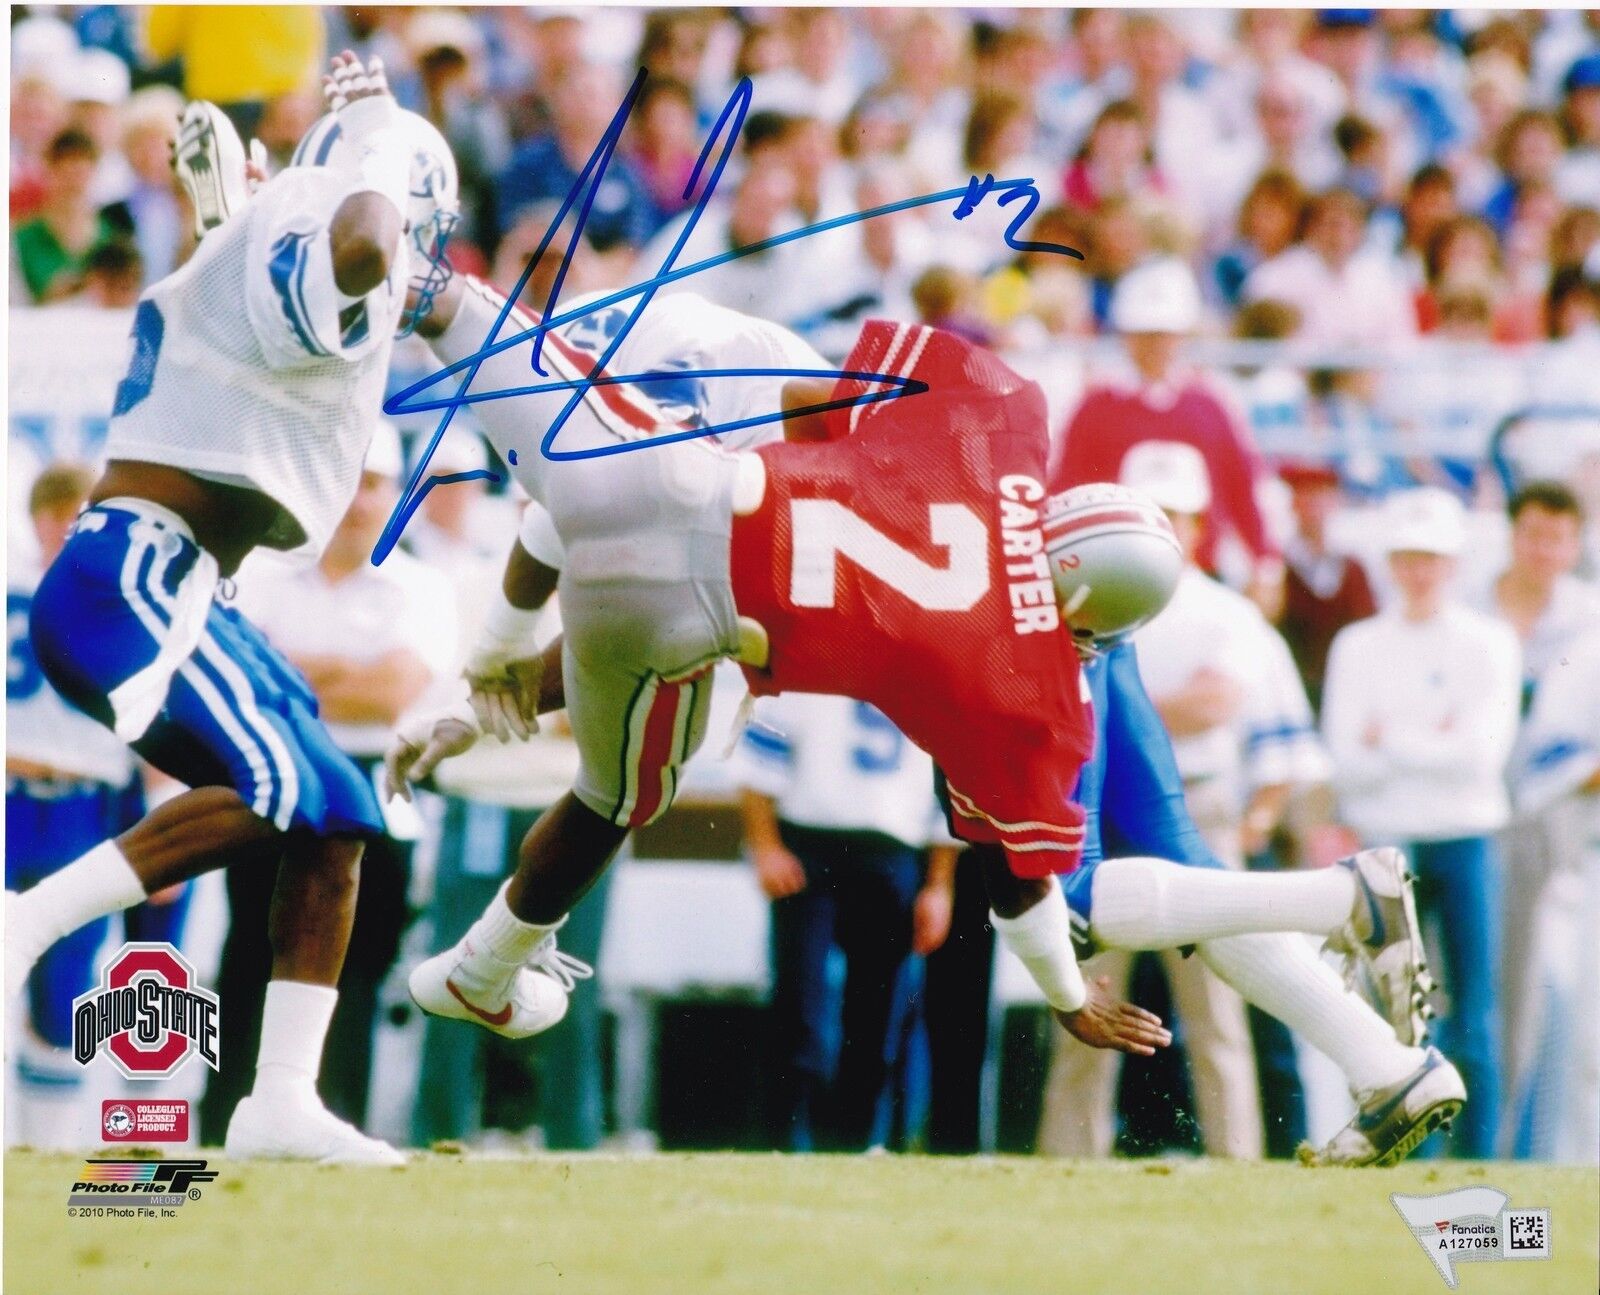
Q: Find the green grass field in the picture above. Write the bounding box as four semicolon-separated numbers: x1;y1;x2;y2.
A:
5;1151;1596;1295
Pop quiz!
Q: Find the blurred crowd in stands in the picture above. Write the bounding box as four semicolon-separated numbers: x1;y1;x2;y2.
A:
7;7;1599;1164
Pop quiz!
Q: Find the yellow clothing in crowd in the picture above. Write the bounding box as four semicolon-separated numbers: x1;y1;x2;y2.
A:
144;6;324;104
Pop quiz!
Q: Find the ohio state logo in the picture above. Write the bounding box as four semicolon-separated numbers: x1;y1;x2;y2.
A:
72;943;220;1080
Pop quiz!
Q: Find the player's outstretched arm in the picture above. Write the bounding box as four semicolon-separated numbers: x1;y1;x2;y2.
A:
979;849;1171;1056
330;192;402;296
320;51;408;296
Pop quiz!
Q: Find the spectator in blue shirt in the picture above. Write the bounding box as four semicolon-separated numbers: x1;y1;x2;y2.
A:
495;62;662;252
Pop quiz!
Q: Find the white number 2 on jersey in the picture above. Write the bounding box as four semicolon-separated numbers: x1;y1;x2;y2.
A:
789;500;989;611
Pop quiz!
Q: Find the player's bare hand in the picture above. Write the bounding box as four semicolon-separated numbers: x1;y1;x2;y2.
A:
912;883;954;955
753;845;807;900
383;703;480;803
466;657;543;742
323;50;392;112
1054;976;1172;1055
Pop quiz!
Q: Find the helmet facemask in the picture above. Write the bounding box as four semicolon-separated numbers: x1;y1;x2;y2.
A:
398;203;459;337
290;108;460;338
397;147;460;337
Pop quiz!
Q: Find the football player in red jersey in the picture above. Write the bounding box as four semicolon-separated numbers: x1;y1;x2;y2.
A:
386;293;1171;1057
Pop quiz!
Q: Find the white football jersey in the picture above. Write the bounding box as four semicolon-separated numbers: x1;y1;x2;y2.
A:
427;282;826;566
7;562;135;785
730;692;947;848
104;167;408;557
553;289;831;451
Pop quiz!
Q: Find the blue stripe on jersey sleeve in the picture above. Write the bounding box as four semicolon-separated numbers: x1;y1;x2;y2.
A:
314;120;343;165
290;118;343;169
339;300;369;349
741;724;792;760
268;230;331;358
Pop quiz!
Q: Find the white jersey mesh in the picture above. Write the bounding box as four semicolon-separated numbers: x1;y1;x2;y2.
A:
428;283;830;571
105;168;406;556
428;281;825;504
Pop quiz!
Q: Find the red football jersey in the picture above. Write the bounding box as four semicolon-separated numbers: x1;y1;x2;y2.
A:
729;321;1092;876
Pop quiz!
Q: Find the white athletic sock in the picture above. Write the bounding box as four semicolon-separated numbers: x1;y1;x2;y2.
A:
1198;933;1422;1093
1090;856;1355;950
456;882;562;988
10;841;147;966
252;980;338;1102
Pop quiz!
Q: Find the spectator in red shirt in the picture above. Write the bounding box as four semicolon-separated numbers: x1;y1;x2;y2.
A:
1062;100;1167;214
1050;256;1283;611
1276;461;1377;713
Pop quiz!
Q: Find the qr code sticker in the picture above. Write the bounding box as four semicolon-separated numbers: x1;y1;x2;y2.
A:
1503;1209;1549;1259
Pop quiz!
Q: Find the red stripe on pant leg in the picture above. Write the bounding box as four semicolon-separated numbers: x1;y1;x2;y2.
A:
627;679;683;827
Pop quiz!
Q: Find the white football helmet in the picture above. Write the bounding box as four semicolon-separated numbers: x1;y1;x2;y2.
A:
1041;483;1183;654
290;108;460;335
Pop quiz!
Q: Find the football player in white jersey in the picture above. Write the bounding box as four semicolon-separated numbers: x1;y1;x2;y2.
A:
6;54;457;1165
7;464;190;1148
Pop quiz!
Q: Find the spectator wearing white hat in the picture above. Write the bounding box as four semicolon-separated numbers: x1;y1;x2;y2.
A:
1051;257;1284;614
66;46;135;208
202;421;457;1142
1137;441;1330;1119
1321;486;1522;1159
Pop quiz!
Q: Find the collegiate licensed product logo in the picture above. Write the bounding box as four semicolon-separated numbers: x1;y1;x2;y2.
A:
71;943;220;1080
103;1104;135;1137
67;1159;219;1217
101;1099;190;1142
1392;1187;1552;1287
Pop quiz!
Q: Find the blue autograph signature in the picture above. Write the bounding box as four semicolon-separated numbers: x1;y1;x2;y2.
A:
375;70;1080;563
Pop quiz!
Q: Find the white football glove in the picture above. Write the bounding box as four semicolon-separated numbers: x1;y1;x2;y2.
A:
382;701;480;804
322;51;392;113
464;646;543;743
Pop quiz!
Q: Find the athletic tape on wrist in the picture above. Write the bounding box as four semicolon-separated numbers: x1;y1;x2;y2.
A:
991;879;1087;1013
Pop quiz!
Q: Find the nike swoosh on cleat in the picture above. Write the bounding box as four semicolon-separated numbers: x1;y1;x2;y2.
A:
1356;1055;1440;1132
445;978;513;1026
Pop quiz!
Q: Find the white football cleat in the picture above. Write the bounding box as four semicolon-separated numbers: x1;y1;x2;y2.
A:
1326;847;1436;1046
173;101;249;238
1300;1047;1466;1167
224;1092;404;1166
408;929;591;1040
